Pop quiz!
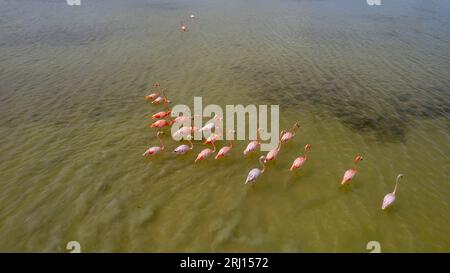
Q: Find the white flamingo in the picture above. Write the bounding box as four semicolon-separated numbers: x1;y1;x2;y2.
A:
245;156;267;184
382;174;404;210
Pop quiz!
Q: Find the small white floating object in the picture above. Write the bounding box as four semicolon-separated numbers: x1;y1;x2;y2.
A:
190;14;195;19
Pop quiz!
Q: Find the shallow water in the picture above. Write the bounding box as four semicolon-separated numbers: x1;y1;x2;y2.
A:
0;0;449;252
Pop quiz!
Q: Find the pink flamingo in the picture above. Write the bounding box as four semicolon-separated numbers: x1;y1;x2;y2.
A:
199;114;222;133
245;156;267;184
173;136;194;155
152;109;172;119
264;130;286;163
243;128;262;155
281;122;300;143
143;131;164;157
382;174;404;210
145;83;161;101
204;133;221;145
150;118;173;129
173;126;197;138
341;155;363;185
215;131;235;159
195;142;216;163
289;144;311;171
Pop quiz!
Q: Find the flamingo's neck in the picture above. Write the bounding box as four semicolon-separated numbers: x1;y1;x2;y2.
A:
260;157;266;173
212;142;216;153
354;160;360;171
158;134;164;150
229;139;233;148
189;140;193;149
257;130;261;144
304;148;309;160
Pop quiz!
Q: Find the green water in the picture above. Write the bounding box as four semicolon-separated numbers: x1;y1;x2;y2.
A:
0;0;449;252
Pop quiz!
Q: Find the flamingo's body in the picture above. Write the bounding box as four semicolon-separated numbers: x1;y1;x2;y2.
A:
199;115;222;133
264;131;285;163
204;133;220;144
290;144;311;171
150;119;172;129
245;156;267;184
146;93;160;101
215;137;234;159
243;128;262;156
152;110;171;119
195;142;216;163
143;132;164;157
341;155;363;185
173;126;197;138
152;96;168;104
382;174;404;210
281;122;300;143
174;138;194;155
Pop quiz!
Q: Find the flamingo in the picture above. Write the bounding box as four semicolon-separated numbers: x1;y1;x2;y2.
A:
264;130;286;163
199;114;222;133
245;156;267;184
204;133;221;144
341;155;363;185
195;142;216;163
152;90;170;105
143;131;164;157
173;136;194;155
289;144;311;171
145;83;161;101
180;21;187;32
150;119;173;129
281;122;300;143
152;109;172;119
243;128;262;155
382;174;404;210
173;126;197;138
215;131;235;159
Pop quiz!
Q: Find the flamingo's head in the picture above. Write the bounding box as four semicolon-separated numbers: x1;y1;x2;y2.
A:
355;155;363;163
396;174;404;181
279;130;287;138
305;144;312;150
157;131;164;137
294;122;301;129
259;155;266;162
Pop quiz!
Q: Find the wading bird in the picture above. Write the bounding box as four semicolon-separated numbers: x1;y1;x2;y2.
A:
245;156;267;184
195;142;216;163
382;174;404;210
264;131;286;163
341;155;363;185
145;83;162;101
173;126;197;138
143;131;164;157
243;128;262;156
289;144;311;171
215;131;236;159
281;122;300;143
173;136;194;155
199;114;222;133
152;109;172;119
204;133;221;144
150;119;173;129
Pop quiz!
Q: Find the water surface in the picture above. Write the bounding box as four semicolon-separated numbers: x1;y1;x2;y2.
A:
0;0;449;252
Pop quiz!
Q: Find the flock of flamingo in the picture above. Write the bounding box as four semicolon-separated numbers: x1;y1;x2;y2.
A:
143;83;405;211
